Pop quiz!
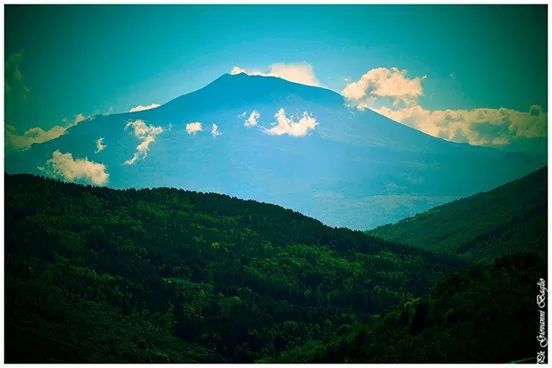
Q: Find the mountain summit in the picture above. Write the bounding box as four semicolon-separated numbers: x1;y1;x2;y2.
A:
6;73;541;229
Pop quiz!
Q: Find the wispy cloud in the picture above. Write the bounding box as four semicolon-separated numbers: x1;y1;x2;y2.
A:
265;108;318;137
47;150;109;185
343;67;547;146
124;120;163;165
129;103;160;112
186;122;203;135
230;62;321;87
244;110;260;127
95;137;106;153
6;114;89;152
5;51;30;99
210;123;221;137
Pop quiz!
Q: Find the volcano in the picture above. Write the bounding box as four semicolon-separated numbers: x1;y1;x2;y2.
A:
5;73;541;229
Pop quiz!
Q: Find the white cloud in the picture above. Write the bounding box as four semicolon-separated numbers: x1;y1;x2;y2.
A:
244;110;260;127
230;62;321;87
374;104;548;146
47;150;109;186
343;67;425;108
186;122;203;135
124;119;163;165
6;114;89;151
129;103;160;112
231;66;248;75
344;66;547;146
210;123;221;137
65;113;88;125
265;108;318;137
95;137;106;153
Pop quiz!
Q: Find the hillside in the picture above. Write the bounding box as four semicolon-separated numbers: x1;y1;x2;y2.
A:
371;167;547;261
5;173;464;363
6;73;540;229
266;252;545;363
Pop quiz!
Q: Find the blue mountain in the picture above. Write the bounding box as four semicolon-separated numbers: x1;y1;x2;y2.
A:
5;73;542;229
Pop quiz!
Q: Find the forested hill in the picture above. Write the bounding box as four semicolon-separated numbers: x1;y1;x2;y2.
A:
5;173;463;363
266;252;545;363
371;166;547;261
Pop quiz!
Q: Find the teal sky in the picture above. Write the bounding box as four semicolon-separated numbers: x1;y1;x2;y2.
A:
5;5;547;132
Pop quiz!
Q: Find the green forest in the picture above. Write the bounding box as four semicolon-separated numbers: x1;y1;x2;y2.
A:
4;168;547;363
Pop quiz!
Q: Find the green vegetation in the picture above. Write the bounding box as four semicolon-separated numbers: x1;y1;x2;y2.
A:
5;173;462;363
371;167;547;261
266;252;545;363
5;169;546;362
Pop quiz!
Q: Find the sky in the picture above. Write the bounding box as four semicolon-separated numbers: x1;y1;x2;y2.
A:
4;5;548;148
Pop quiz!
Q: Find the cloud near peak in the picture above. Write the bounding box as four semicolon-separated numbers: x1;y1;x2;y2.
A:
129;103;160;112
343;66;547;146
47;150;109;186
230;62;321;87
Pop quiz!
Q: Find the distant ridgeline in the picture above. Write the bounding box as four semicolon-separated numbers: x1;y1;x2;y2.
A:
5;169;547;363
371;166;547;262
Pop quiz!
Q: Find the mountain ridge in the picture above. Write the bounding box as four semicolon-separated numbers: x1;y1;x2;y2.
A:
370;166;547;260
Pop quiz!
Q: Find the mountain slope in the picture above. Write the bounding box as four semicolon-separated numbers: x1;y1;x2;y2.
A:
5;173;464;363
266;252;545;363
5;73;541;229
371;166;547;261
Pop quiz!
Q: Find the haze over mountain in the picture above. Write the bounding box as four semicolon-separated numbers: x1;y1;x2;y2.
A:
5;73;542;229
371;167;547;261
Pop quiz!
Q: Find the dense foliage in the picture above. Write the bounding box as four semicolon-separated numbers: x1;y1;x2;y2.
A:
5;173;463;363
266;253;545;363
371;167;547;261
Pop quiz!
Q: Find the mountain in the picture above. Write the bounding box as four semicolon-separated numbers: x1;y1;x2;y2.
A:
371;167;547;261
5;73;541;229
5;173;464;363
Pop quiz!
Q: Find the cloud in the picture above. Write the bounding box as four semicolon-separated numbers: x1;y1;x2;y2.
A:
343;67;425;108
230;62;321;87
210;123;221;137
129;103;160;112
47;150;109;186
186;122;203;135
265;108;318;137
231;66;248;75
95;137;106;153
374;104;547;146
5;114;89;151
344;66;547;146
5;51;30;99
124;120;163;165
64;113;88;125
244;110;260;127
